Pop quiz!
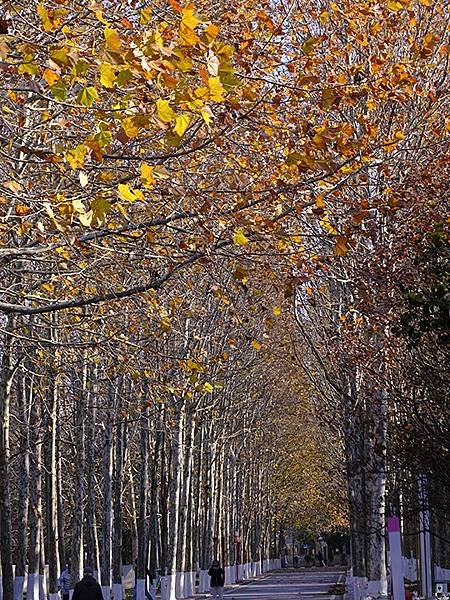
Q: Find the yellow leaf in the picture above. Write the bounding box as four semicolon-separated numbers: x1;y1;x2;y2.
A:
273;306;281;316
233;229;250;245
205;24;220;39
50;47;70;65
99;63;116;88
122;116;141;138
141;163;155;187
118;183;137;202
179;24;200;46
104;27;122;51
79;172;88;187
37;3;54;31
202;382;214;392
66;144;87;169
43;68;58;87
181;7;200;29
208;76;225;101
334;236;350;256
140;7;153;24
187;359;203;371
15;204;32;216
387;0;405;11
78;210;94;227
156;99;176;123
251;340;262;351
201;108;213;124
174;114;191;137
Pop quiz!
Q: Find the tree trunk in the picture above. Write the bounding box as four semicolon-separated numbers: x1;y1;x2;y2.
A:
71;359;87;588
14;366;30;600
112;385;126;600
27;374;42;600
136;400;149;600
46;368;60;598
0;317;16;600
100;385;114;599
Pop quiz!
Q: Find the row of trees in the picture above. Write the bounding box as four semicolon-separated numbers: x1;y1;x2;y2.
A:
0;264;345;600
1;1;449;600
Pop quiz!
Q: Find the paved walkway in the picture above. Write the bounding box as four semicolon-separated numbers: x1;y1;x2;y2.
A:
198;568;346;600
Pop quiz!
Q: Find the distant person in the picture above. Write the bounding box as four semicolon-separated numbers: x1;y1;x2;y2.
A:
316;551;324;567
208;560;225;600
328;548;334;566
304;553;313;567
72;566;103;600
59;561;71;600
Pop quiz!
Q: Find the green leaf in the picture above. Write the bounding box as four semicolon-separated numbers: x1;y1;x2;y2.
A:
50;80;67;101
91;197;111;222
78;86;99;107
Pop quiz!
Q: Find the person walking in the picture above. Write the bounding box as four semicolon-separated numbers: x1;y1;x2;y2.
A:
59;562;71;600
72;566;103;600
208;560;225;600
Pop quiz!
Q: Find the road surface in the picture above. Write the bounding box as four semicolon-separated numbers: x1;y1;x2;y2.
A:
218;568;346;600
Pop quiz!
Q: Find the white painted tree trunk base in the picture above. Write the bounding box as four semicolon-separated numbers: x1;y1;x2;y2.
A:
112;583;123;600
49;592;59;600
182;572;194;598
224;566;234;585
101;585;111;600
0;576;3;600
160;577;168;600
14;575;25;600
135;578;145;600
255;562;261;576
198;571;209;593
366;579;388;599
352;576;367;600
167;575;177;600
174;572;184;598
26;573;40;600
39;574;46;600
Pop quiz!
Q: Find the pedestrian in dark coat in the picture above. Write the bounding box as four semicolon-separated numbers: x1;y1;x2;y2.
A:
208;560;225;600
72;567;103;600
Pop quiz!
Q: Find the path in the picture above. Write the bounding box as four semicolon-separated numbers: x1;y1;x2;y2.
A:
198;568;346;600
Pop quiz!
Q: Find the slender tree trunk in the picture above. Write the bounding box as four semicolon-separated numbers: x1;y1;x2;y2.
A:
136;400;149;600
71;359;87;588
100;385;114;599
46;334;60;599
86;365;99;574
0;317;16;600
14;366;30;600
112;385;126;600
27;376;42;600
56;414;66;570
